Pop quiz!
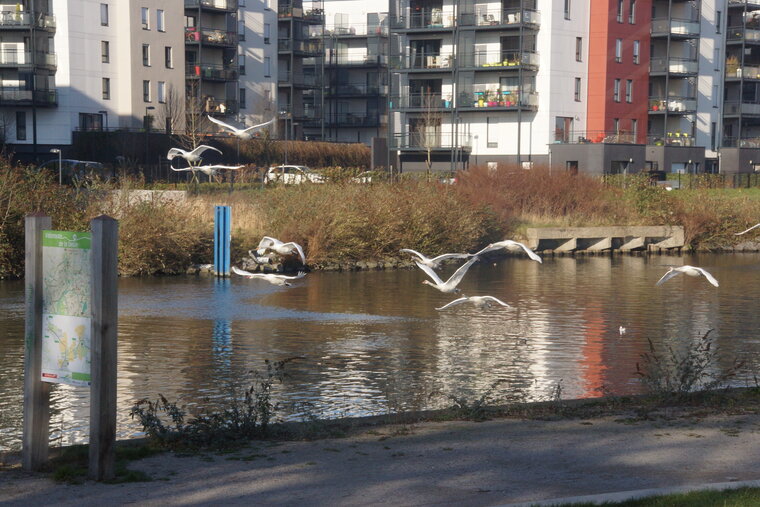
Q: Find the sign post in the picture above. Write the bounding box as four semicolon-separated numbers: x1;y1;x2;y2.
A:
214;205;231;277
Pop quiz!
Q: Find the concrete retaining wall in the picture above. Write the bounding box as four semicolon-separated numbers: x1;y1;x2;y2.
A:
526;226;684;253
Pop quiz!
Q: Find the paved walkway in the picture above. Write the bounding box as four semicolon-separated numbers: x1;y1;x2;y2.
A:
1;412;759;506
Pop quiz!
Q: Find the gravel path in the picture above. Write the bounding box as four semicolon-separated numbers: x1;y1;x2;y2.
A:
2;412;759;506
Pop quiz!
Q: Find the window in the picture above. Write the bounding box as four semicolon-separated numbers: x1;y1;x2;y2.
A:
625;79;633;102
158;81;166;103
16;111;26;140
143;80;151;102
716;10;722;34
613;79;621;102
613;118;620;134
157;9;165;32
239;20;245;41
564;0;570;19
264;56;270;77
239;54;245;75
102;77;110;99
713;84;719;107
100;3;108;26
629;0;636;24
141;7;149;29
615;39;622;63
142;44;150;66
240;88;246;109
101;41;109;63
633;40;640;64
264;23;270;44
631;119;638;141
185;15;195;28
711;122;716;151
574;77;581;101
487;117;498;147
617;0;623;22
714;47;720;70
575;37;582;62
165;46;173;68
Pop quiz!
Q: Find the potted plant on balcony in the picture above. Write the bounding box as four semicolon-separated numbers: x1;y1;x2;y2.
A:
726;54;739;77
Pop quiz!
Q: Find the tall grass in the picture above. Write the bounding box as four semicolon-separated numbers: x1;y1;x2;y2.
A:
227;138;371;169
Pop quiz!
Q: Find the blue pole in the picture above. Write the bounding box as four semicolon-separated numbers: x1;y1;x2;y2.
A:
214;205;231;277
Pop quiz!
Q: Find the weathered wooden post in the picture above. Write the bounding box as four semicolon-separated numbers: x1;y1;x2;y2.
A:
214;205;231;277
22;213;52;471
89;215;119;481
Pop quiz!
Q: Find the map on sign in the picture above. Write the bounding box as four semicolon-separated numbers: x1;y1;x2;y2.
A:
41;230;92;386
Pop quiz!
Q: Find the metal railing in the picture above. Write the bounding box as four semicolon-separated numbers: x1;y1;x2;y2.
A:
328;83;383;95
724;100;760;115
278;38;322;54
324;52;387;65
650;56;698;74
463;8;540;27
722;136;760;148
322;113;384;126
0;50;56;67
203;98;238;115
0;11;55;29
651;17;700;37
554;130;639;144
648;96;697;113
459;90;538;108
647;133;696;146
278;71;319;87
726;64;760;79
392;132;472;149
320;23;389;36
391;10;456;29
186;63;238;81
184;0;238;9
460;50;539;69
185;27;238;46
0;87;57;105
727;25;760;42
728;0;760;7
392;52;454;70
278;4;324;22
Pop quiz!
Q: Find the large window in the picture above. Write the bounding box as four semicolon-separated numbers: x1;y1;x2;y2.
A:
158;81;166;103
625;79;633;102
615;39;622;63
157;9;165;32
165;46;173;68
575;37;582;62
617;0;623;22
143;80;151;102
142;44;150;66
633;40;640;64
16;111;26;140
564;0;570;19
629;0;636;24
101;41;109;63
141;7;149;29
102;77;110;100
100;3;108;26
613;79;621;102
574;77;581;101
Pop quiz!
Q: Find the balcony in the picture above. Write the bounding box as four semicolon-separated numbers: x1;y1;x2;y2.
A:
392;53;454;71
725;64;760;79
648;96;697;114
391;93;452;110
392;132;472;150
722;136;760;148
185;27;238;47
186;63;239;81
278;38;322;55
320;23;389;37
649;56;697;75
724;100;760;116
458;89;538;110
279;103;320;121
327;83;384;96
460;8;540;29
184;0;238;11
0;87;57;106
460;50;539;71
727;25;760;43
554;130;639;144
0;50;56;69
324;52;388;66
321;113;385;127
0;11;55;30
278;4;324;23
278;71;320;88
391;9;455;31
203;97;238;115
646;133;696;147
651;17;700;38
727;1;760;9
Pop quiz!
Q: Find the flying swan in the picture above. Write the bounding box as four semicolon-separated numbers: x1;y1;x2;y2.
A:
399;248;472;269
655;265;719;287
208;115;275;140
435;295;510;311
166;145;222;163
232;267;306;286
417;256;480;293
256;236;307;265
474;240;542;263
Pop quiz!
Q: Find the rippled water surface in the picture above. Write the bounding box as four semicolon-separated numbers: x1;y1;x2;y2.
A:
2;253;760;450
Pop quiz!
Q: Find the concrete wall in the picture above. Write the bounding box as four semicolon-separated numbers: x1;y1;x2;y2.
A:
549;143;646;175
646;145;706;173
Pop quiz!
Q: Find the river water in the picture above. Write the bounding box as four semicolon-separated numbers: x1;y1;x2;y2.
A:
2;253;760;450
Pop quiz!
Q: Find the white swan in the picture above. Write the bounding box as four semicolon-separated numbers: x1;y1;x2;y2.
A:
399;248;472;269
171;164;244;182
655;265;719;287
248;250;272;265
256;236;306;265
435;295;510;311
474;240;542;263
208;115;275;140
417;256;480;293
735;223;760;236
232;266;306;286
166;145;221;163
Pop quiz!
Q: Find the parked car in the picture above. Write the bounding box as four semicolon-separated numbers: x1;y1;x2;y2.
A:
264;165;324;185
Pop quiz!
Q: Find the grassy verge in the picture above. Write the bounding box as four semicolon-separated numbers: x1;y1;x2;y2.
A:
44;442;161;484
557;486;760;506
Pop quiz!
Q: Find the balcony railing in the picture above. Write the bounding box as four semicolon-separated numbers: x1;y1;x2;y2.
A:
393;53;454;70
391;9;455;30
328;83;383;95
319;23;389;36
278;4;324;22
186;63;239;81
460;50;539;69
392;132;472;150
648;96;697;113
203;97;238;114
554;130;639;144
0;50;56;68
278;38;322;54
0;87;57;105
0;11;55;29
728;0;760;8
278;71;319;87
724;100;760;115
185;27;238;46
322;113;384;126
459;90;538;109
651;17;700;37
184;0;238;10
391;93;451;109
324;52;388;65
650;56;697;74
727;25;760;42
722;136;760;148
647;133;696;146
726;64;760;79
463;8;540;28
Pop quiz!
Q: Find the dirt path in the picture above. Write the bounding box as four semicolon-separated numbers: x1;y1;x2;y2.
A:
2;412;759;506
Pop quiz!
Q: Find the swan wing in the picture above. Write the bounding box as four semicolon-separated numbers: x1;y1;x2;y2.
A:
166;148;186;160
435;296;470;311
655;268;681;286
735;223;760;236
207;115;240;133
415;261;444;285
400;248;427;262
258;236;281;250
170;166;195;172
694;267;720;287
480;296;510;307
191;145;223;157
280;271;307;280
200;164;244;170
283;242;306;264
232;266;256;278
241;117;276;133
513;241;542;263
473;244;497;256
429;252;472;263
445;256;480;288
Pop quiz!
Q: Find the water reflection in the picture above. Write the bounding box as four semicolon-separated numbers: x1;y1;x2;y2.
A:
1;253;760;450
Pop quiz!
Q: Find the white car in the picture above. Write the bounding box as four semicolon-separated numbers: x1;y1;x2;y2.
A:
264;165;324;184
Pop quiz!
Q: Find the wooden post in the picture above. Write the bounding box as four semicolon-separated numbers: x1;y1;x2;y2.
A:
89;215;118;481
22;213;52;471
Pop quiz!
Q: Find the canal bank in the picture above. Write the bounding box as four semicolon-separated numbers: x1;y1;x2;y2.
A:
2;403;760;506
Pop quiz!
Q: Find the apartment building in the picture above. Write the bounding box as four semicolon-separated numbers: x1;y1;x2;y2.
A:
238;0;278;127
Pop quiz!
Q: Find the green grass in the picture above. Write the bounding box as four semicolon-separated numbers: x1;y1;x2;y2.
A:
47;443;161;484
555;486;760;506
